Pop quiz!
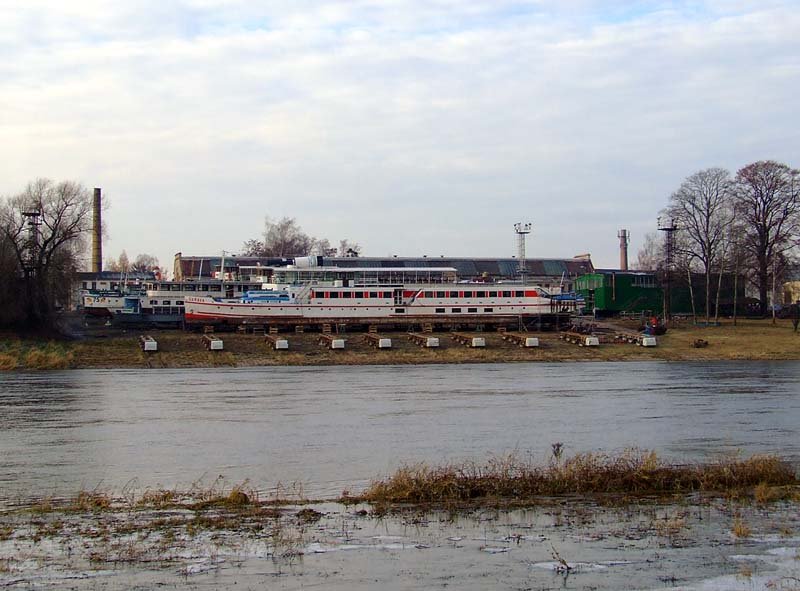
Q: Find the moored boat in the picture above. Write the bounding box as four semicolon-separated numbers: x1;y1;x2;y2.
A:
185;265;571;329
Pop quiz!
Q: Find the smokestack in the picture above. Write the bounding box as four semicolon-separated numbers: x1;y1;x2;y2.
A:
618;229;629;271
92;188;102;273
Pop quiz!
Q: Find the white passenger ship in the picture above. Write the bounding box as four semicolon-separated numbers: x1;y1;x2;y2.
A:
184;264;564;328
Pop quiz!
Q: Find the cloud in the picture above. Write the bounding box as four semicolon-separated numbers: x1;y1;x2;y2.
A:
1;1;798;268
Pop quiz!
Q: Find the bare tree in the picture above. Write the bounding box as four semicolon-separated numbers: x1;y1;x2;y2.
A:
663;168;734;322
732;160;800;315
0;179;92;328
241;217;364;259
131;253;159;273
240;239;266;257
635;232;662;271
338;239;361;257
263;217;313;257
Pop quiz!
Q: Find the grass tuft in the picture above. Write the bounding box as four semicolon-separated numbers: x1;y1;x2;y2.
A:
0;353;17;370
732;518;752;538
71;490;113;511
359;451;798;504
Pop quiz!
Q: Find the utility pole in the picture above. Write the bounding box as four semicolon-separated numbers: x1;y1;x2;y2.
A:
658;217;679;323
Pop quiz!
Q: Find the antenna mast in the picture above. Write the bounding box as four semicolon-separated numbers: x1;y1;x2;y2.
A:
514;222;532;283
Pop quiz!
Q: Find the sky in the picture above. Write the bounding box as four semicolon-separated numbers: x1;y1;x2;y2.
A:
1;0;798;274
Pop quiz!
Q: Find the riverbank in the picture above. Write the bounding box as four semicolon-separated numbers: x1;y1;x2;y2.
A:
0;318;797;369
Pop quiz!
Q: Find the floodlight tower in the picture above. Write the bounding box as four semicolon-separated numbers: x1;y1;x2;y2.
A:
514;222;532;282
21;210;42;278
658;217;679;322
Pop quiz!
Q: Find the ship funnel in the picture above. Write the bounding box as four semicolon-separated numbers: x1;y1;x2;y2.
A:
618;229;629;271
92;187;102;273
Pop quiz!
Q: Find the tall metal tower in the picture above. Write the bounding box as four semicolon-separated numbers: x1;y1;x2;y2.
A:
658;217;679;322
514;222;532;282
21;210;42;278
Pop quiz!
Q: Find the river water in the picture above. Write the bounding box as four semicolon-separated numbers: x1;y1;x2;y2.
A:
1;361;799;502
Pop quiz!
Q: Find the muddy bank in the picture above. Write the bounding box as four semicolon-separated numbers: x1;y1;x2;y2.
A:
2;318;798;369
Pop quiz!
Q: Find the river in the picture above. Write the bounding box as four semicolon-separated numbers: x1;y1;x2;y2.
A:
1;361;799;502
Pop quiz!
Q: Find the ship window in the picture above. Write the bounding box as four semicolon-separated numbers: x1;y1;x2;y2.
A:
483;308;494;313
502;291;512;297
515;291;524;297
185;285;196;291
82;282;88;289
210;285;221;292
330;292;339;299
448;291;458;298
435;308;445;313
476;291;486;298
91;282;96;289
468;308;477;313
355;291;364;298
395;308;405;313
424;291;434;298
342;292;352;298
150;300;157;305
463;291;473;297
369;291;378;298
383;292;392;298
171;284;181;291
451;308;462;313
163;300;171;305
176;301;184;305
489;291;497;297
436;291;445;298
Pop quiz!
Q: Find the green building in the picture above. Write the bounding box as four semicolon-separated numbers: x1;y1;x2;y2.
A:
576;270;749;317
575;271;662;316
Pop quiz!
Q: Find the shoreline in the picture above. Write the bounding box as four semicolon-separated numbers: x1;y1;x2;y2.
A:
1;318;798;370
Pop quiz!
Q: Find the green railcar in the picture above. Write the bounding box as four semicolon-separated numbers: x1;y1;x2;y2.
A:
575;272;662;316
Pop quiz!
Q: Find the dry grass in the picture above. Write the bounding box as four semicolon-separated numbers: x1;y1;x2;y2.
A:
71;490;113;511
358;451;798;504
732;517;752;538
0;340;75;370
0;353;17;370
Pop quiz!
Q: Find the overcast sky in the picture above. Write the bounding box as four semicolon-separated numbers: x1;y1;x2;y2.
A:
2;0;798;273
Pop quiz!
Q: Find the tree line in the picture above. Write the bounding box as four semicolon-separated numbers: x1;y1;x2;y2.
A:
241;216;361;258
637;160;799;319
